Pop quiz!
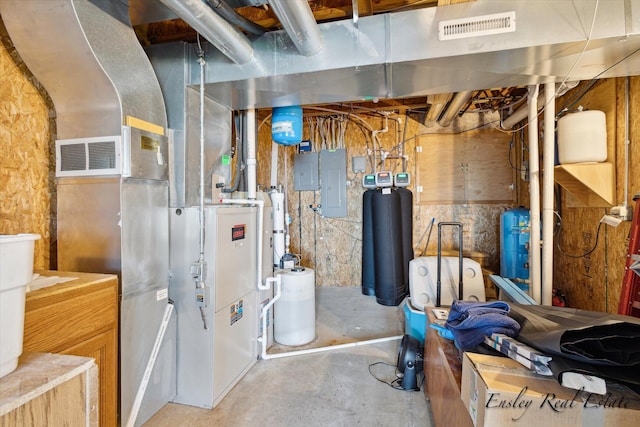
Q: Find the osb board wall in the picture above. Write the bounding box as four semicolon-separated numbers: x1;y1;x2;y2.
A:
516;77;639;313
415;130;515;204
257;109;512;286
0;25;56;270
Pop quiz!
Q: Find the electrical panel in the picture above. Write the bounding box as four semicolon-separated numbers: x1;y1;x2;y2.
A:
293;152;319;190
320;149;347;218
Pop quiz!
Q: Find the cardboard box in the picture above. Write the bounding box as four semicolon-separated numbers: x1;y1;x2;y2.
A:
460;352;640;427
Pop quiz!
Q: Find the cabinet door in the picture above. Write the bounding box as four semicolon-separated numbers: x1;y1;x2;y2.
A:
416;133;465;203
63;329;118;427
416;130;514;204
464;131;514;202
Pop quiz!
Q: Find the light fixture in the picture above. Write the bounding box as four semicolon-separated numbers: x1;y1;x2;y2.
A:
396;335;424;391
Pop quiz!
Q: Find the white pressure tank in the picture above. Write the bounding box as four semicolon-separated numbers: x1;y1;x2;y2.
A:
274;267;316;346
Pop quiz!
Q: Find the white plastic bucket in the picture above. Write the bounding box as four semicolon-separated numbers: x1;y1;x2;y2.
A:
0;233;40;378
274;267;315;346
557;110;607;164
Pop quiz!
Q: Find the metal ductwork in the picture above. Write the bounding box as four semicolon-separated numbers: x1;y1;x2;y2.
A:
208;0;267;36
437;91;474;127
158;0;254;64
193;0;640;111
424;93;452;127
0;0;167;139
268;0;323;56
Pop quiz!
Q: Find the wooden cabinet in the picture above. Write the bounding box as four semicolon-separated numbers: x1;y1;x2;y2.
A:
416;130;515;204
23;271;118;427
424;309;474;427
0;353;98;426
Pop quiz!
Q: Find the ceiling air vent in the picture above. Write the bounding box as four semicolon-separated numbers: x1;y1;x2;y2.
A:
56;136;121;177
439;11;516;41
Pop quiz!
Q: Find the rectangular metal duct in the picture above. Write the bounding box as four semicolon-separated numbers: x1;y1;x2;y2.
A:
181;0;640;110
0;0;167;139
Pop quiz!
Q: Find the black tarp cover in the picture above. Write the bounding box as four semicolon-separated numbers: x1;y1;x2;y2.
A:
508;304;640;366
508;304;640;394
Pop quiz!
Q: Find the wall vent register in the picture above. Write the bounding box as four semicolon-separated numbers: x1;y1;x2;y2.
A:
439;11;516;41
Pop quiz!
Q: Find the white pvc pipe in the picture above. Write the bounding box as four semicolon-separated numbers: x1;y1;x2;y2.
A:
246;109;257;200
542;83;556;306
528;85;542;304
258;274;282;358
270;142;279;188
502;93;545;129
263;335;403;360
270;191;285;266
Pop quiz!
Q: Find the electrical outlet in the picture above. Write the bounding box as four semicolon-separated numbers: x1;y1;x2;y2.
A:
611;205;633;221
520;160;529;181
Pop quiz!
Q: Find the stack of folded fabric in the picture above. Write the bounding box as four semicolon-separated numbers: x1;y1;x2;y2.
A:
445;300;521;351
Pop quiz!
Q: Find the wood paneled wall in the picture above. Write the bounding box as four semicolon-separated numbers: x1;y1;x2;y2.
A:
0;26;56;270
515;77;639;313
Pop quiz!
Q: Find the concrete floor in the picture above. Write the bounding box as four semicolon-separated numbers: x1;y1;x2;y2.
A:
144;286;434;426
